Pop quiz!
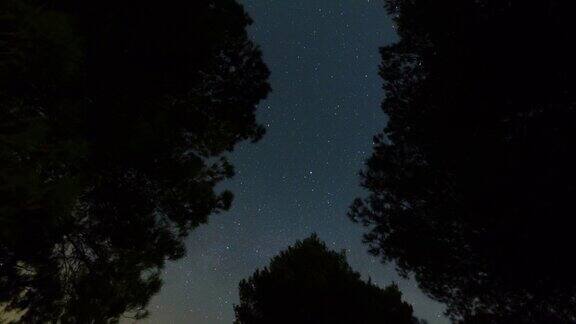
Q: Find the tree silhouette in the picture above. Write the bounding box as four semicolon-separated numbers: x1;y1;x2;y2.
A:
350;0;576;323
0;0;270;322
234;235;418;324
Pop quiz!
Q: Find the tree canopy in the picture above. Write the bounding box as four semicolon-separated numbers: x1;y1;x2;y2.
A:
350;0;576;323
0;0;270;322
234;235;418;324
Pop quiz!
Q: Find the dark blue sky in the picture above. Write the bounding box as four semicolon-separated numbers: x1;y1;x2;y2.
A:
143;1;448;323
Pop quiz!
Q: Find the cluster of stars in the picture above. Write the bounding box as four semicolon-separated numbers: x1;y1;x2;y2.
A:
144;1;448;323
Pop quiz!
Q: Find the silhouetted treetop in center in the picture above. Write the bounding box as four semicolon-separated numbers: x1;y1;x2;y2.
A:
350;0;576;323
234;235;419;324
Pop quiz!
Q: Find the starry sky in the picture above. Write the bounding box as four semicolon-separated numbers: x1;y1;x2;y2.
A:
142;1;448;323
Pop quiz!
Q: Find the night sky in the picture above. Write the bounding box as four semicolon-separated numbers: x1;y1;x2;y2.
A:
143;1;448;323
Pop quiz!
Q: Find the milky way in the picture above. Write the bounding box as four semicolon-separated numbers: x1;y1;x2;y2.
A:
143;1;448;323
